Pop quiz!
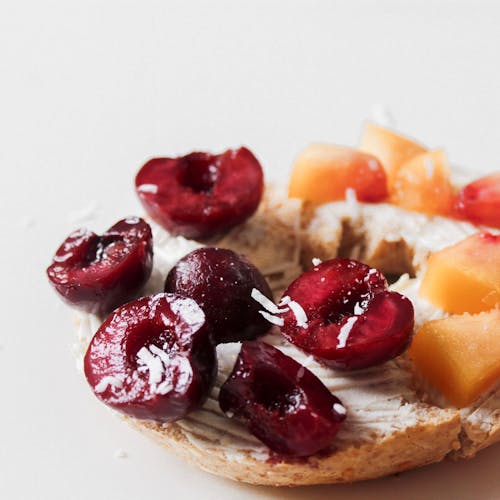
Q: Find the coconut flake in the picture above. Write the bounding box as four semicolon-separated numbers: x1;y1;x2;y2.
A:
251;288;280;314
333;403;347;416
137;184;158;194
337;316;358;349
312;257;322;266
258;310;284;327
288;300;308;328
95;375;124;394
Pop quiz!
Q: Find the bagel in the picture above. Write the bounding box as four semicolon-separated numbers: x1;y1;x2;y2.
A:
72;185;499;486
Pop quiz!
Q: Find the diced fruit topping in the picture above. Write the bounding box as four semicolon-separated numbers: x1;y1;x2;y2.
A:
164;248;273;344
409;309;500;408
46;217;153;316
279;259;414;370
84;293;216;422
135;147;264;240
288;144;388;204
219;341;346;457
456;172;500;228
390;150;456;216
359;122;428;182
419;233;500;314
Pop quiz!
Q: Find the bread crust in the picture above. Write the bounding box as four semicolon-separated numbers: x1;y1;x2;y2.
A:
129;409;461;486
76;189;499;486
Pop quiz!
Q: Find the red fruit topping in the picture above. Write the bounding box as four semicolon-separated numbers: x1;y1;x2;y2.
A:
279;259;414;370
165;248;273;344
219;341;346;457
135;147;264;240
456;172;500;228
47;217;153;316
84;293;216;422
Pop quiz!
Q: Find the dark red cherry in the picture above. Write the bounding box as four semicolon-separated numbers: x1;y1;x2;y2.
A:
279;259;414;370
84;293;216;422
135;147;264;240
219;341;346;457
164;247;273;344
47;217;153;316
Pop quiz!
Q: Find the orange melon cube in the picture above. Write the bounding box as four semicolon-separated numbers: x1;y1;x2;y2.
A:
288;144;388;204
419;233;500;314
390;150;456;216
359;122;427;181
409;310;500;408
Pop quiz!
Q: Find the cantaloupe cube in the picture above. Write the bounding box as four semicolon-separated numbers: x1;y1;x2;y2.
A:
390;150;456;216
409;310;500;408
359;122;427;181
419;233;500;314
288;144;388;204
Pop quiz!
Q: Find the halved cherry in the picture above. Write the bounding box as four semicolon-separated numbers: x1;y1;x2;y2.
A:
164;247;273;344
279;259;414;370
135;147;264;240
219;341;346;457
455;172;500;228
47;217;153;316
84;293;216;422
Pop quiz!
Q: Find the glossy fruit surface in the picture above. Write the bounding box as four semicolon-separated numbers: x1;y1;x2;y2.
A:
455;172;500;228
390;150;455;216
219;341;346;456
359;122;427;182
409;309;500;408
164;247;272;344
135;147;264;239
47;217;153;316
419;232;500;314
288;144;388;204
279;259;414;370
84;293;216;422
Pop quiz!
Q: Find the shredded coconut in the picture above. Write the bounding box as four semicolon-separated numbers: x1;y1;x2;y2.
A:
337;316;358;348
251;288;281;314
137;184;158;194
312;257;322;266
258;310;284;327
95;375;124;394
288;300;308;328
333;403;347;416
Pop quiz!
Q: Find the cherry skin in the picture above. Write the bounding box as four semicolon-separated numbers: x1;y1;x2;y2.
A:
47;217;153;316
279;258;414;370
135;147;264;240
219;341;346;457
164;247;273;344
84;293;216;422
455;172;500;228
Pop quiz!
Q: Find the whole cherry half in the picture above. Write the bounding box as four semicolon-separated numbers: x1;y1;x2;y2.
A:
47;217;153;316
279;259;414;370
455;172;500;228
164;247;273;344
219;341;346;457
135;147;264;240
84;293;216;422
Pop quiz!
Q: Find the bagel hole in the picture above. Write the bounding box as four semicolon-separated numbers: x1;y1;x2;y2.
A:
179;154;218;193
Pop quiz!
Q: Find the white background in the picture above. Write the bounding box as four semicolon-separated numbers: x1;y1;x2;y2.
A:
1;1;499;499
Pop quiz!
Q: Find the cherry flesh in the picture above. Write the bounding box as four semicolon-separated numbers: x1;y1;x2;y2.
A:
279;258;414;370
47;217;153;316
165;247;273;344
84;293;216;422
135;147;264;240
219;341;346;457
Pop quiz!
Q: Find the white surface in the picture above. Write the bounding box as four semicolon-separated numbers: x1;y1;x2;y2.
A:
1;1;499;499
